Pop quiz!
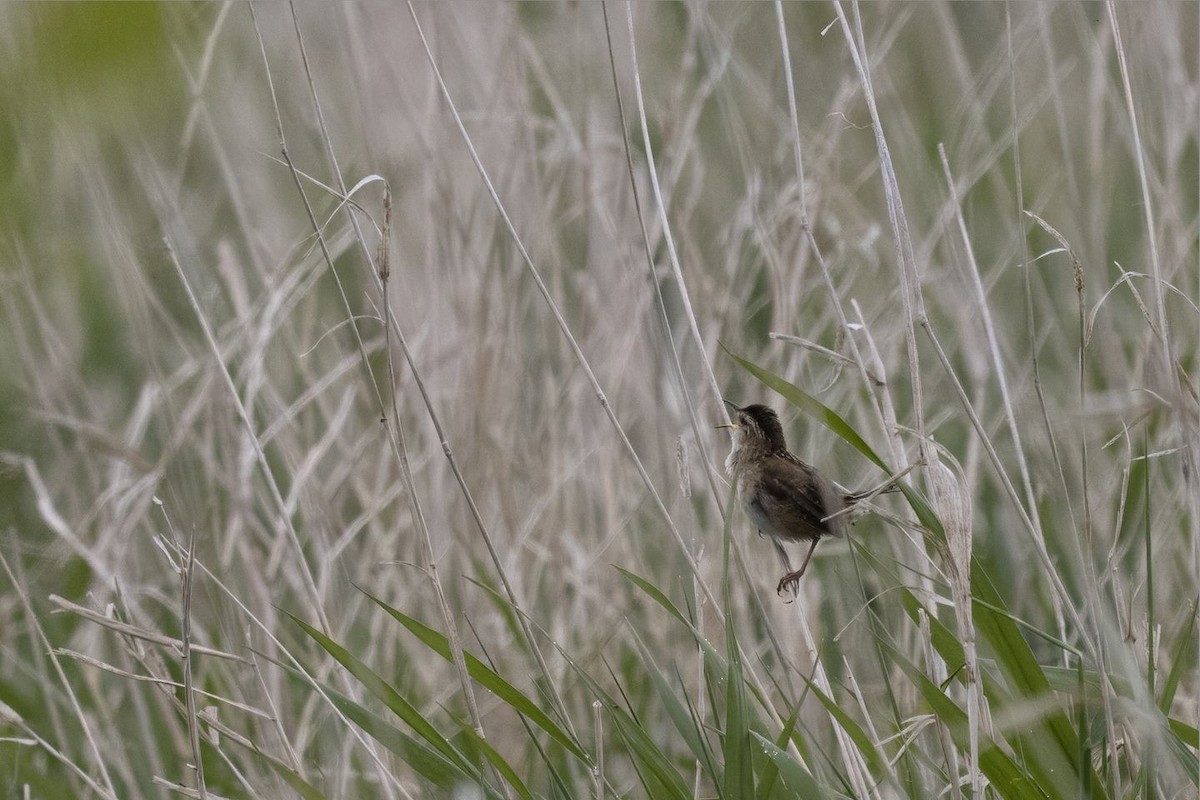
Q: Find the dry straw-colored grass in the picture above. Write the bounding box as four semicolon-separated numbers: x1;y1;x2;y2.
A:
0;3;1196;797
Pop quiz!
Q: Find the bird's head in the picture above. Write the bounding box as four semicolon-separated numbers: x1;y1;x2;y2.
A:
718;400;789;454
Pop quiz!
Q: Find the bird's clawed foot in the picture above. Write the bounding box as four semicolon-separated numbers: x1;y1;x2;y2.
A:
775;568;806;599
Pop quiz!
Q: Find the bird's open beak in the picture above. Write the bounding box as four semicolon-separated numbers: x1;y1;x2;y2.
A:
716;398;739;430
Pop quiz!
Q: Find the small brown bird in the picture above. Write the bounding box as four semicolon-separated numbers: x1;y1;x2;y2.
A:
719;400;848;596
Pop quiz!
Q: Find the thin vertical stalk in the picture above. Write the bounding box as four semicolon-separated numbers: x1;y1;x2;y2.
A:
621;4;727;428
1008;4;1076;668
938;144;1069;647
404;2;721;617
162;234;331;635
284;3;579;755
591;701;604;800
832;1;926;451
601;1;797;711
250;7;495;793
180;525;207;800
1107;2;1175;387
0;550;119;800
774;2;887;453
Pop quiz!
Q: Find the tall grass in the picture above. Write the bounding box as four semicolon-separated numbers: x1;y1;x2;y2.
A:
0;2;1196;797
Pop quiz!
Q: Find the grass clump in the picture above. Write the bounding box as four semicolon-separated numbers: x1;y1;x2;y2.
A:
0;3;1196;798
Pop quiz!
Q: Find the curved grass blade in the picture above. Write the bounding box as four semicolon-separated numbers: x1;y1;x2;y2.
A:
320;678;467;789
360;589;588;763
795;672;888;778
629;631;719;781
607;703;692;800
756;701;804;800
1159;602;1197;713
455;724;535;800
286;612;476;778
224;733;328;800
617;566;727;674
726;347;944;540
967;563;1099;793
615;566;691;630
725;347;887;471
900;577;1105;795
1166;718;1200;786
248;648;472;790
260;752;328;800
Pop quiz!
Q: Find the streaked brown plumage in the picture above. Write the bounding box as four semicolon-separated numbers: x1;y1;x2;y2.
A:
720;401;847;596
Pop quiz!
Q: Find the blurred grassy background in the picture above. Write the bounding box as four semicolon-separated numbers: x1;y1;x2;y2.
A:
0;2;1197;797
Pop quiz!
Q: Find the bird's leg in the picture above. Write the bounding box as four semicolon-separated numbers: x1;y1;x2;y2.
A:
776;538;820;597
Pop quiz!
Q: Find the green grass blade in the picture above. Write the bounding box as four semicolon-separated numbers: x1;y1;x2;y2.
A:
722;494;754;800
725;347;888;470
223;730;328;800
796;673;888;777
617;566;729;676
259;752;329;800
455;724;536;800
540;637;693;799
727;348;946;544
614;566;692;630
675;667;726;787
320;679;468;789
899;589;966;672
1165;718;1200;786
967;563;1096;787
361;590;588;762
286;612;476;777
1158;602;1197;713
750;732;824;798
882;641;1049;800
248;648;474;790
755;700;802;800
901;576;1106;796
607;701;693;800
629;632;720;782
1167;717;1198;748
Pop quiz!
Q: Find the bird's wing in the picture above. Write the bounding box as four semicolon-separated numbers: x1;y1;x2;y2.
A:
750;456;844;540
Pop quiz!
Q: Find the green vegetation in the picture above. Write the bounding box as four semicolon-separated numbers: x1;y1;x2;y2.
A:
0;3;1196;797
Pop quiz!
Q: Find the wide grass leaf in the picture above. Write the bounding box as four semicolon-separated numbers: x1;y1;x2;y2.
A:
883;640;1048;800
751;732;824;798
